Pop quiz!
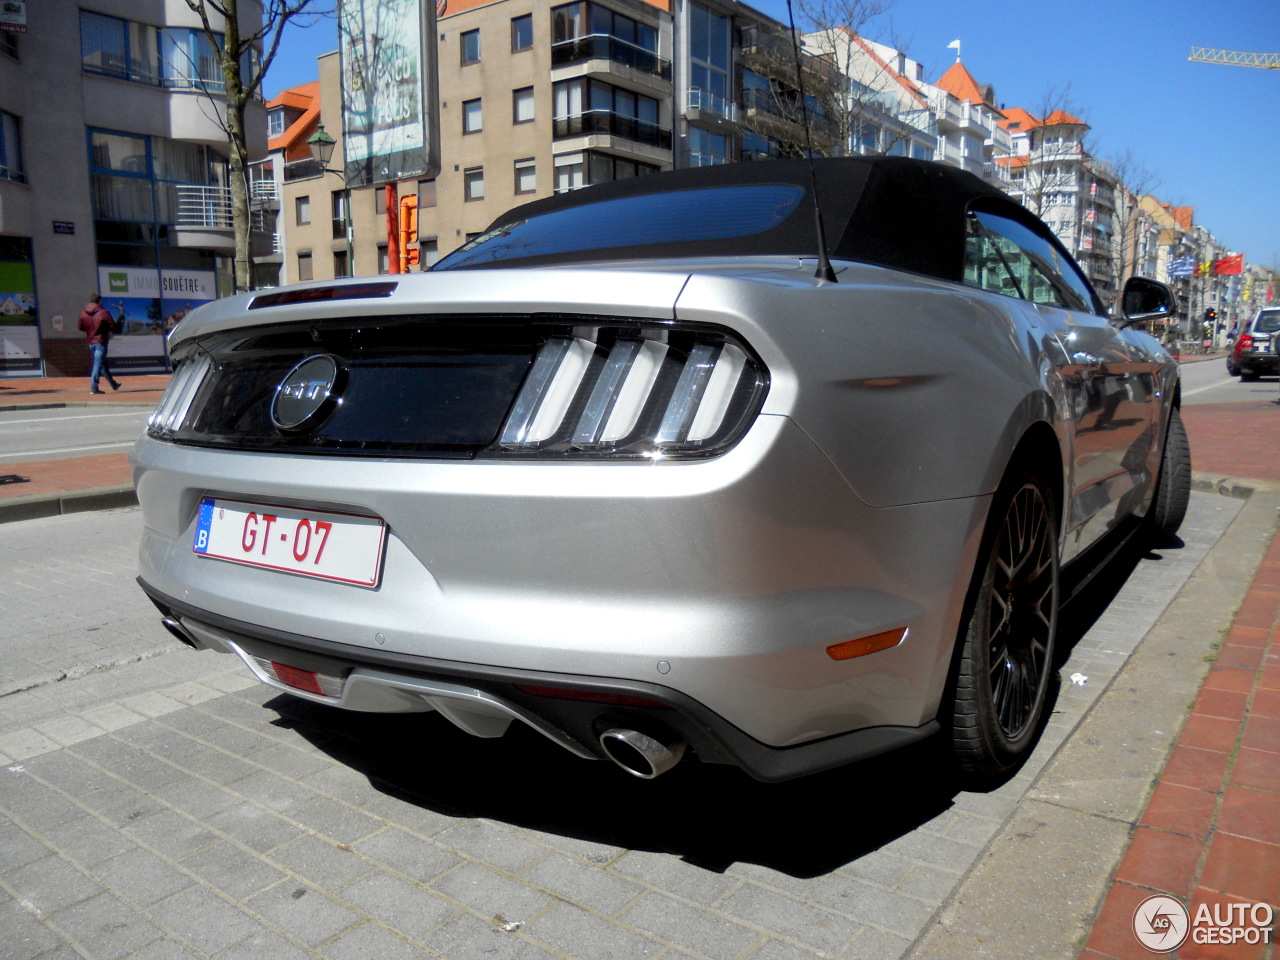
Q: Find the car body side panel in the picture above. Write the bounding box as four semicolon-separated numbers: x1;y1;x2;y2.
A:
672;265;1063;510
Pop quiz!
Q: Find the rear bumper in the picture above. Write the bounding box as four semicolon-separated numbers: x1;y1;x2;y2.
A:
141;581;939;782
1237;352;1278;374
132;414;989;768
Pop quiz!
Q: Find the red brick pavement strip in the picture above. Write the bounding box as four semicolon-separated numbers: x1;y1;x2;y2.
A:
1081;537;1280;960
0;373;170;409
1182;400;1280;484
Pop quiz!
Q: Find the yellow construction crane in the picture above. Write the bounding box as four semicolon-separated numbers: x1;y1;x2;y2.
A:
1188;47;1280;69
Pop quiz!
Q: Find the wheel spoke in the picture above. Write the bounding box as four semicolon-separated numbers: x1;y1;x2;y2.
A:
986;482;1059;740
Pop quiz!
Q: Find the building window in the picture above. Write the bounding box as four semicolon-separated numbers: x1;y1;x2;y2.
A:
463;167;485;201
551;2;663;78
421;237;439;267
461;29;480;64
552;78;666;149
420;178;437;207
0;30;17;59
159;27;226;91
689;127;729;166
377;244;389;274
0;110;24;184
513;87;535;124
88;128;225;241
463;98;483;134
515;158;537;194
80;11;256;91
295;195;311;225
554;150;654;193
297;251;313;281
333;249;349;278
268;108;286;138
80;11;159;83
689;3;731;119
331;191;348;240
511;14;533;51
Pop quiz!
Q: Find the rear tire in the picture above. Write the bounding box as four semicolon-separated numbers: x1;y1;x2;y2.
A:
951;470;1059;779
1146;408;1191;544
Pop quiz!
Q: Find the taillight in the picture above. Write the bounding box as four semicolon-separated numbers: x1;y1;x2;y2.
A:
1239;333;1254;351
148;355;212;438
492;324;767;460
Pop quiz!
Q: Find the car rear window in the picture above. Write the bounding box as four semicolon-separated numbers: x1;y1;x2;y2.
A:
1255;311;1280;333
435;184;805;270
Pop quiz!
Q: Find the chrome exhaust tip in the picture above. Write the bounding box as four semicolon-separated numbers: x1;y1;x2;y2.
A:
160;616;200;650
599;728;686;779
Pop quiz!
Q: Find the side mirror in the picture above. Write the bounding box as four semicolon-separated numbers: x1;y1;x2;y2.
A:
1119;276;1177;327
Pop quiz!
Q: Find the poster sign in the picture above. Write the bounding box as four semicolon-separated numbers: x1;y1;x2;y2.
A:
0;260;41;377
339;0;440;187
97;266;216;369
0;1;27;33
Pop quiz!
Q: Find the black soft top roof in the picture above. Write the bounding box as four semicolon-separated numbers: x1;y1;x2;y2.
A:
435;156;1037;283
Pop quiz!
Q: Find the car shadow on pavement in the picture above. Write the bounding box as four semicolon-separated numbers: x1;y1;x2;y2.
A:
272;694;967;878
269;529;1173;879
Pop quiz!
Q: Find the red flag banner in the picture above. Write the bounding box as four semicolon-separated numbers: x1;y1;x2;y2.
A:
1213;254;1244;275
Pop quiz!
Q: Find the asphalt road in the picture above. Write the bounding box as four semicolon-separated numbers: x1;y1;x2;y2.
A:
1182;352;1269;404
0;407;151;466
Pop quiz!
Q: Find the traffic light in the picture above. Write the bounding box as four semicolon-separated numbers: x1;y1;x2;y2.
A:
399;195;419;270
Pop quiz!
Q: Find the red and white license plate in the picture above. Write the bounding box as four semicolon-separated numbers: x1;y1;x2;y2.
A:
193;497;386;587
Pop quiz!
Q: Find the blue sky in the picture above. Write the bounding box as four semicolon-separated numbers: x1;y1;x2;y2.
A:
265;0;1280;269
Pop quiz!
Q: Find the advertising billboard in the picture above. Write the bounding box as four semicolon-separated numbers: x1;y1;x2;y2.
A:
97;265;217;370
339;0;440;187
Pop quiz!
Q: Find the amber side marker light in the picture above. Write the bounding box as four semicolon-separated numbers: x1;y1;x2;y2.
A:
826;627;908;661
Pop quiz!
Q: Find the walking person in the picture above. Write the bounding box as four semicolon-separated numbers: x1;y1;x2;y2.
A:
77;293;121;394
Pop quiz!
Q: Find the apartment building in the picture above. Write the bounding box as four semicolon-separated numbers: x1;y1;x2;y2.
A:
264;0;897;284
0;0;268;377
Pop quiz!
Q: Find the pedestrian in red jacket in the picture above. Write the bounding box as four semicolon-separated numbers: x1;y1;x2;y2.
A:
78;294;121;394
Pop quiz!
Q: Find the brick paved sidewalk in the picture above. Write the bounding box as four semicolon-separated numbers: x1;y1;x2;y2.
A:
1074;390;1280;958
1079;536;1280;959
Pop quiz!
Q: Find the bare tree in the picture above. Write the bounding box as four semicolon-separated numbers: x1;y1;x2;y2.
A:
181;0;327;293
1008;84;1089;221
1102;147;1162;290
738;0;926;159
793;0;930;158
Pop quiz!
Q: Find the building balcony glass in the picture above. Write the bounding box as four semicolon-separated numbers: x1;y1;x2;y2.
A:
553;110;672;150
551;34;671;82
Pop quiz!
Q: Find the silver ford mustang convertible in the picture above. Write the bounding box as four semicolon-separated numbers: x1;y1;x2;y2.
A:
133;157;1189;781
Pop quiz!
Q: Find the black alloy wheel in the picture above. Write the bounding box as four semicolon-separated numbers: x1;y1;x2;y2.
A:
952;471;1059;777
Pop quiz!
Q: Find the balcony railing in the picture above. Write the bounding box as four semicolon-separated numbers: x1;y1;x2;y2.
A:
686;88;738;123
250;178;279;203
553;110;672;151
284;157;324;181
689;151;731;167
551;34;671;82
174;184;232;229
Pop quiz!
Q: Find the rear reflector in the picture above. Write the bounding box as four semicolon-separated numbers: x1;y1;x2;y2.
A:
271;662;326;695
249;656;346;698
826;628;908;661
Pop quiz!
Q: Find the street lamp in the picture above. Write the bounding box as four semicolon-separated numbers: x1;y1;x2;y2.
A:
306;123;353;277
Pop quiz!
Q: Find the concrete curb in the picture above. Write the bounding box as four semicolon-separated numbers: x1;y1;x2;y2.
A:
0;484;137;524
